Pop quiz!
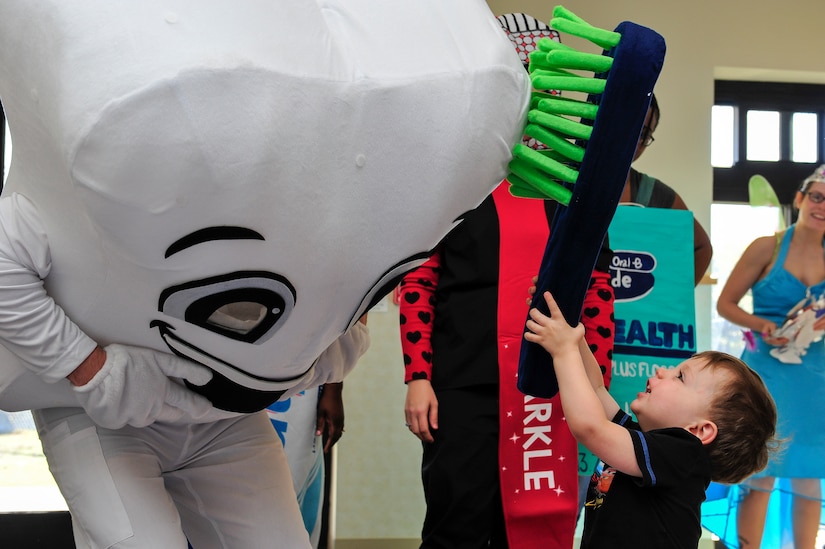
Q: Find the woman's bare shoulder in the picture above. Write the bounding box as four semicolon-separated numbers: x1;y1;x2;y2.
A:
743;232;783;262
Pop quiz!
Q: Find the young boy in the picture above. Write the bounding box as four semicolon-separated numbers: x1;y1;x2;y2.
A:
524;291;778;549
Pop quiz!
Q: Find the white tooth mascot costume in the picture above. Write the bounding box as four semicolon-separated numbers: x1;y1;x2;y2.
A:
0;2;529;547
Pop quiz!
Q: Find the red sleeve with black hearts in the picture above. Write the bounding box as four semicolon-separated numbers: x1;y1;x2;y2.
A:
398;250;441;383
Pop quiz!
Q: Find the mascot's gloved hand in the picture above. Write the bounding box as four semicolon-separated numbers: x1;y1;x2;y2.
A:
72;343;231;429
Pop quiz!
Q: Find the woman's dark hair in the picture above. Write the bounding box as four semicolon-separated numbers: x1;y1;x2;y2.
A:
648;93;660;131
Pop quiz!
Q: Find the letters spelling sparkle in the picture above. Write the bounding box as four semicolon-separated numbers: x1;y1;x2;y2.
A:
522;396;556;490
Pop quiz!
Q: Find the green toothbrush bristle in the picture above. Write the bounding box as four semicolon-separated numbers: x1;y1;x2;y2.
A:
530;74;606;95
545;50;613;73
527;110;592;141
506;5;620;206
524;124;585;163
536;97;599;119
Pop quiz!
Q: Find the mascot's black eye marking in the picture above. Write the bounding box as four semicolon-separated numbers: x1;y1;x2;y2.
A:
165;226;264;258
158;271;296;344
160;227;294;345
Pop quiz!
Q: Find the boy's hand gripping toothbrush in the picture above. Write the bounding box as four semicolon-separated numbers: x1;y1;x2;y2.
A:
511;6;666;398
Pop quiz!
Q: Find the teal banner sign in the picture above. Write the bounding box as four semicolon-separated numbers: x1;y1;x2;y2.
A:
579;205;696;476
608;205;696;413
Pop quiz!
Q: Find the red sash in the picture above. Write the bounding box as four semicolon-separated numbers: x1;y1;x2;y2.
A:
493;184;578;548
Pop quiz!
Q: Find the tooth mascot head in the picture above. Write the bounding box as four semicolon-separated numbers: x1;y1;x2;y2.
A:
0;1;529;412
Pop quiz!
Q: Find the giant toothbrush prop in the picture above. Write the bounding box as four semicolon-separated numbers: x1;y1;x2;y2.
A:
512;6;666;398
0;0;530;416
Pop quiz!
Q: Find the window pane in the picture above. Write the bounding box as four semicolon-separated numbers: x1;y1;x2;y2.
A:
792;112;818;163
711;105;735;168
746;110;780;161
710;203;785;356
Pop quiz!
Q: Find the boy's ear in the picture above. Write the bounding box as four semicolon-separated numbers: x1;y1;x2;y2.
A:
687;420;718;445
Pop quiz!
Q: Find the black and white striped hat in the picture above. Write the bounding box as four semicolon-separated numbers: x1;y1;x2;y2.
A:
498;13;560;149
497;13;560;68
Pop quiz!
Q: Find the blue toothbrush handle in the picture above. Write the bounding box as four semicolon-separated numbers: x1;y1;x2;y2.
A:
517;21;666;398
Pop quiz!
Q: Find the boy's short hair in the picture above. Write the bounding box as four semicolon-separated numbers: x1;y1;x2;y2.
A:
697;350;779;484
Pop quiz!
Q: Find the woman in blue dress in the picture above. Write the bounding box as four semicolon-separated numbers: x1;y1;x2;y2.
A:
717;165;825;548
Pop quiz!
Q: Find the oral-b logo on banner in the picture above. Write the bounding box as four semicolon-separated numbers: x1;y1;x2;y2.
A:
609;250;656;302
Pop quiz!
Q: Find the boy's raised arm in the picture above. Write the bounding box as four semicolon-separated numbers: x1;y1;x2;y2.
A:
525;292;640;477
577;338;620;422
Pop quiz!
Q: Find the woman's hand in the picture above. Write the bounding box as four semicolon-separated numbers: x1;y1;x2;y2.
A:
756;320;787;346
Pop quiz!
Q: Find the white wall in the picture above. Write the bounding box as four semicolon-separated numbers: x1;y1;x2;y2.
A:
335;1;825;542
334;296;425;542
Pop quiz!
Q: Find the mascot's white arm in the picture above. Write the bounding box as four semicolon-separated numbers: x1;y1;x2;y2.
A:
0;194;224;428
286;318;370;399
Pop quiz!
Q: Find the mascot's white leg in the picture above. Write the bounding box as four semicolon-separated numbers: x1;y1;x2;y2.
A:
35;409;309;549
167;412;309;549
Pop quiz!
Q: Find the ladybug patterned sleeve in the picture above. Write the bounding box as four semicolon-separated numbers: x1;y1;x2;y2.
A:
398;250;441;383
582;271;615;388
